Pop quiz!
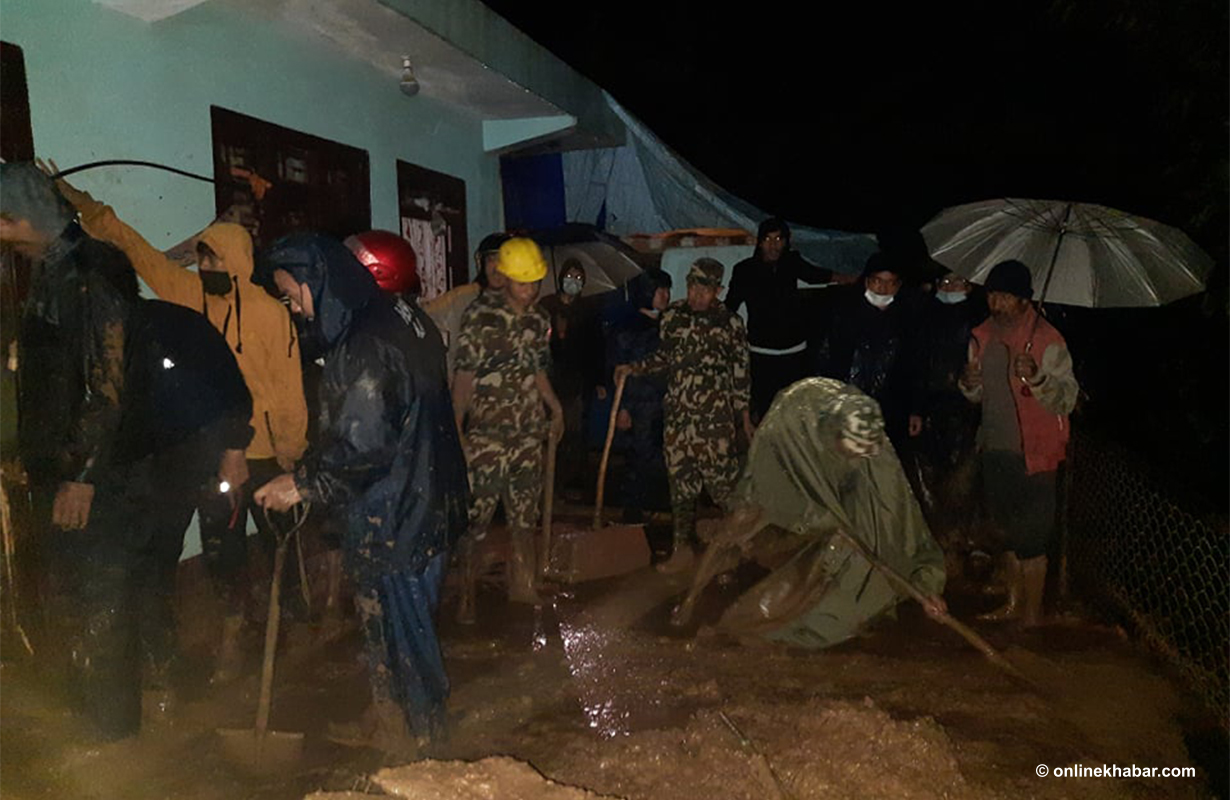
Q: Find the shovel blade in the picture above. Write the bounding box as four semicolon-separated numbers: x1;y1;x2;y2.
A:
216;727;305;773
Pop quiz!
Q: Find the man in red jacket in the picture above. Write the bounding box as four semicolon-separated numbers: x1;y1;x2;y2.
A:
959;260;1078;627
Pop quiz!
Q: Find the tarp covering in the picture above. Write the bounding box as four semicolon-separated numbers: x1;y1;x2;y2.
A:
560;93;879;275
706;378;946;649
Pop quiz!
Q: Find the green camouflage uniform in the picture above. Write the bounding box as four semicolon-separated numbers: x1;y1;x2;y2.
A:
633;266;751;546
454;289;550;603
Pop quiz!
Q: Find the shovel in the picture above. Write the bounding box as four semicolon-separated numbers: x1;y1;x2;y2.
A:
827;527;1041;692
539;429;559;579
543;373;651;582
217;504;309;772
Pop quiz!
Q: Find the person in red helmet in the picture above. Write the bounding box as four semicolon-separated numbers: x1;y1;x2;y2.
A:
344;230;420;297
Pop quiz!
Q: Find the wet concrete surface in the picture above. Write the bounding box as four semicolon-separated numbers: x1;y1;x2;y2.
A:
1;530;1223;800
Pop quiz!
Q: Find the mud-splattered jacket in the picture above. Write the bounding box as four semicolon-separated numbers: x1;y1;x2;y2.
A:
257;234;470;587
19;224;135;486
632;300;750;436
454;290;551;439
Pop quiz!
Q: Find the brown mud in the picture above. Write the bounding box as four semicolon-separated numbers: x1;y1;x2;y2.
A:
1;528;1219;800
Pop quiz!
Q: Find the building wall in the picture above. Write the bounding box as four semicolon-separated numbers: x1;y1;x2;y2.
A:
3;0;504;555
2;0;501;261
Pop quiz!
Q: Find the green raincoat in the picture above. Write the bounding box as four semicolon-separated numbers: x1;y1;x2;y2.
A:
711;378;945;649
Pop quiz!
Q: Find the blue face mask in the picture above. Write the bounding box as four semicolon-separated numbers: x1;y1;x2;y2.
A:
937;290;968;305
561;276;584;297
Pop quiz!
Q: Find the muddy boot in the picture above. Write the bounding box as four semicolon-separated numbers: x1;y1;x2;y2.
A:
141;660;178;727
455;536;478;625
656;545;695;574
327;701;419;758
658;498;697;574
977;552;1022;621
1019;555;1048;628
210;614;245;685
141;688;177;728
316;550;348;643
507;528;540;605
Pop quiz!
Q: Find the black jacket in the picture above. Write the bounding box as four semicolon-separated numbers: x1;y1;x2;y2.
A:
256;234;469;586
815;286;920;439
19;225;137;485
724;250;833;350
118;300;253;464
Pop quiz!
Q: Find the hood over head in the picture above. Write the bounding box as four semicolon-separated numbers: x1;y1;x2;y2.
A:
253;232;382;353
196;223;255;279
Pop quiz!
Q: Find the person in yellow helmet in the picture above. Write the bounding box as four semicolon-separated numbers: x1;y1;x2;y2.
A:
451;237;564;622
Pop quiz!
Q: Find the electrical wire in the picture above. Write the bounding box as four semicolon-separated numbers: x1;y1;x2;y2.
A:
49;159;215;183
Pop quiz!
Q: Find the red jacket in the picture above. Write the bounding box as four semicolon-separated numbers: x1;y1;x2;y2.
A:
970;310;1070;474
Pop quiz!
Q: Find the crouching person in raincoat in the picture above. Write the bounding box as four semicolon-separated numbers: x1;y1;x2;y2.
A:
251;233;468;754
672;377;947;648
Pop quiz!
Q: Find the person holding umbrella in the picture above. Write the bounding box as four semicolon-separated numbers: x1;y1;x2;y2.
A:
959;260;1078;627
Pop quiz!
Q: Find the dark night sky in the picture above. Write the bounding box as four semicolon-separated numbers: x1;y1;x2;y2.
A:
484;0;1229;501
482;0;1228;260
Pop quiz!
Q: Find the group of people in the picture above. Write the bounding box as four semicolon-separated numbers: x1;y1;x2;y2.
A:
0;157;1077;755
648;218;1079;645
3;162;473;754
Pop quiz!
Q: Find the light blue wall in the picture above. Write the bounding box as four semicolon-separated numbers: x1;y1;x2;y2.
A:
3;0;505;556
2;0;502;258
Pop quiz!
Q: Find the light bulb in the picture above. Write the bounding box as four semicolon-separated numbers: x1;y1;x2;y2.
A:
399;56;420;97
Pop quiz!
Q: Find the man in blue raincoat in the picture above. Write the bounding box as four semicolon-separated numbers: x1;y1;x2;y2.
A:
251;233;468;754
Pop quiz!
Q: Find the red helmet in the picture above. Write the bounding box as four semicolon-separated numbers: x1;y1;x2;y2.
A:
344;230;419;295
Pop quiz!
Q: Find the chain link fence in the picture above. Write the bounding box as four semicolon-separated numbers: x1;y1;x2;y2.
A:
1066;429;1229;724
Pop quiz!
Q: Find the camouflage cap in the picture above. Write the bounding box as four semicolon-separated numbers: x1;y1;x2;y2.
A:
686;257;724;287
831;392;886;457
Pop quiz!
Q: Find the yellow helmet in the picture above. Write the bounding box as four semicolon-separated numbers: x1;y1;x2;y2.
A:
496;237;548;283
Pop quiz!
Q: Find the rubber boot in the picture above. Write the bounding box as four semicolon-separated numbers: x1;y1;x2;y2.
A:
507;528;540;604
210;614;245;684
658;497;697;574
454;536;478;625
317;550;348;642
977;552;1021;621
1019;555;1048;628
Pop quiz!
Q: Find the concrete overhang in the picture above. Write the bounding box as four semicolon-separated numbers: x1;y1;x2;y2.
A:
98;0;622;155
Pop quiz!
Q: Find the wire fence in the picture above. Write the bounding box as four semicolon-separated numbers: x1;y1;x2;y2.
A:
1065;429;1229;724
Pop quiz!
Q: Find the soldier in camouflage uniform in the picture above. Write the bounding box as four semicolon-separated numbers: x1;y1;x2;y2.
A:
451;238;564;622
616;258;753;573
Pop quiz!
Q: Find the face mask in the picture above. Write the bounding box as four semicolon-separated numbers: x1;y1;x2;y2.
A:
936;290;968;305
200;270;233;296
561;276;584;297
865;289;895;309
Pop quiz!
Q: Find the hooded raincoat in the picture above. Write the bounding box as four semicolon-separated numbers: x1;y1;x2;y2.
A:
255;233;469;736
74;196;307;468
710;378;945;649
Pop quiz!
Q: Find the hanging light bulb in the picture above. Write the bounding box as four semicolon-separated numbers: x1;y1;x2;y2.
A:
399;56;420;97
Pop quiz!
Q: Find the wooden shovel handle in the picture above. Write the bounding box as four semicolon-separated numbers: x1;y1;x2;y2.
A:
594;372;627;529
829;527;1036;689
540;434;558;578
256;536;288;736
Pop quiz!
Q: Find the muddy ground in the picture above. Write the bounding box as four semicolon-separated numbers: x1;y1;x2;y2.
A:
1;520;1223;800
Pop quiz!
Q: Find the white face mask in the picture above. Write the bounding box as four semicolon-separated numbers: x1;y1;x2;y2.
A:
865;289;895;309
936;290;968;305
561;276;584;297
